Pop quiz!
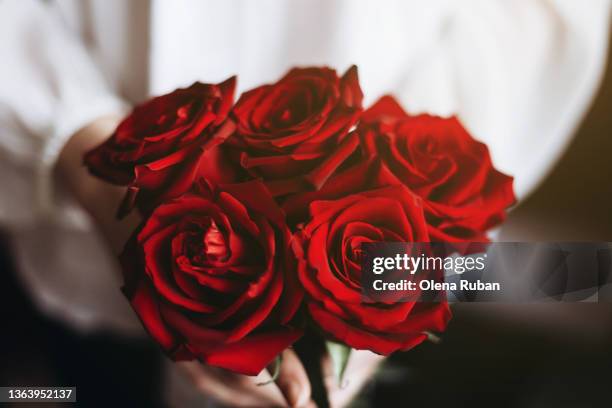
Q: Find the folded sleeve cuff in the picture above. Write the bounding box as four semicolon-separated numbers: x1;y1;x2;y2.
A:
36;95;129;221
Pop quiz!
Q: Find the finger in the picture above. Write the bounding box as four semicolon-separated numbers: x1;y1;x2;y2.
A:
225;368;288;407
178;360;285;407
269;349;312;408
321;349;384;408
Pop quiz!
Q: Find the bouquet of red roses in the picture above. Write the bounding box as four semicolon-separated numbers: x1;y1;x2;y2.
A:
84;66;514;395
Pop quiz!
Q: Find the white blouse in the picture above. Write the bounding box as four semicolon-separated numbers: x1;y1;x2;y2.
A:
0;0;610;333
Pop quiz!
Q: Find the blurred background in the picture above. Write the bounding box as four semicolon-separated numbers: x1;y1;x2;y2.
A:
1;5;612;408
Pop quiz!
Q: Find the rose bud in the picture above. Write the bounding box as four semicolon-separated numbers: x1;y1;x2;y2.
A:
120;180;303;375
229;66;363;196
293;184;451;354
358;96;516;242
84;78;238;218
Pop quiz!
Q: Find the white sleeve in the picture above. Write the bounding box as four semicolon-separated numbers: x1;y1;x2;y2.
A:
0;0;127;226
396;0;611;198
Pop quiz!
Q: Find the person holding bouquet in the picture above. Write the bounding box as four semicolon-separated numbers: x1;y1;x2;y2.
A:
0;1;610;407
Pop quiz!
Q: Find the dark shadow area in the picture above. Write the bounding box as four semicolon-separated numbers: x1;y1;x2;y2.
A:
0;234;165;408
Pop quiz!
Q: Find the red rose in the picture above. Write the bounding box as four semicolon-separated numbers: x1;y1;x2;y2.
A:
84;78;237;217
292;185;451;354
120;181;303;375
358;96;515;241
281;157;400;226
230;66;363;196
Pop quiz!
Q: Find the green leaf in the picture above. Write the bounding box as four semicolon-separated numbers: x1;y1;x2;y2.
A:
423;331;441;344
326;340;352;386
257;354;282;386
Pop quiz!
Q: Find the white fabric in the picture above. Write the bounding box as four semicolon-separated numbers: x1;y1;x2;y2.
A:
0;0;610;333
